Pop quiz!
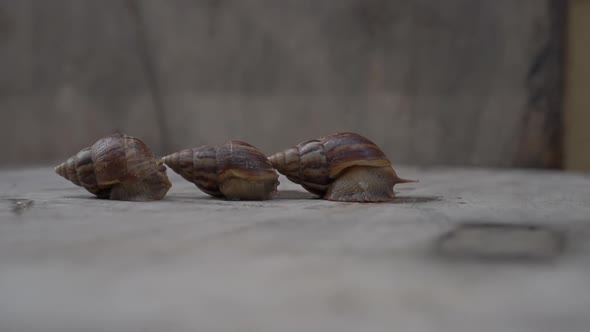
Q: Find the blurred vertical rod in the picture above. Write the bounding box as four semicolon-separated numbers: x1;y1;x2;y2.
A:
126;0;170;155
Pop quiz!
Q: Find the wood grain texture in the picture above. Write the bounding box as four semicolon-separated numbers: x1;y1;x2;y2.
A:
514;0;566;169
0;0;163;166
0;0;565;168
138;0;561;166
0;167;589;332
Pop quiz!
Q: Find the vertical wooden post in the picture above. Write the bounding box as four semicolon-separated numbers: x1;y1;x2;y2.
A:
565;0;590;171
513;0;566;169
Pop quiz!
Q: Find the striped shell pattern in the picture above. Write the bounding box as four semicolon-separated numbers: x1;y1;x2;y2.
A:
268;132;393;196
55;133;172;201
163;140;279;200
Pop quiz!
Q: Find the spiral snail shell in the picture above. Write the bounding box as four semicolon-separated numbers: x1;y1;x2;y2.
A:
54;133;172;201
162;140;279;200
268;132;415;202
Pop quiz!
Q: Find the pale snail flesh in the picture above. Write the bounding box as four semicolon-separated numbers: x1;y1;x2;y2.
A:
54;133;172;201
163;140;279;200
268;132;415;202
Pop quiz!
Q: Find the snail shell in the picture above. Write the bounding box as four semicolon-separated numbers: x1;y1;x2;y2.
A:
163;140;279;200
54;133;172;201
268;132;415;202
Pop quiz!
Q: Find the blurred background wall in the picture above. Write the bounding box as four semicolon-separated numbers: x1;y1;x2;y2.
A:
0;0;572;169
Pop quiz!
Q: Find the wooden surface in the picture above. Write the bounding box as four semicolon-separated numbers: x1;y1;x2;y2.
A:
0;0;564;168
1;167;589;332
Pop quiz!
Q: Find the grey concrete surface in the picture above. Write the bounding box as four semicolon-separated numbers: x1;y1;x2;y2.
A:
0;166;589;332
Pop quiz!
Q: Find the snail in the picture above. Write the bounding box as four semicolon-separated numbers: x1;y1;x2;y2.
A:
268;132;415;202
54;133;172;201
162;140;279;200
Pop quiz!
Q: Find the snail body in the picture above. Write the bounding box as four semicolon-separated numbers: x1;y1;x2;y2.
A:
268;132;414;202
163;141;279;200
54;133;172;201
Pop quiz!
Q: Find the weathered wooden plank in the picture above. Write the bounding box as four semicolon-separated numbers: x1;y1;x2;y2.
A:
139;0;561;167
0;0;163;166
0;167;589;332
513;0;565;169
0;0;34;94
0;0;565;168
